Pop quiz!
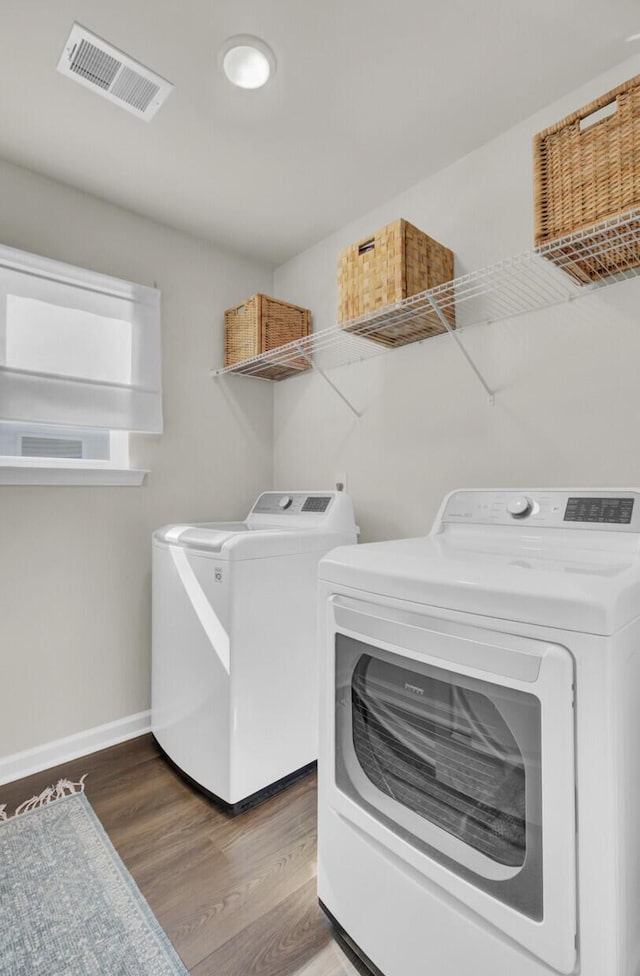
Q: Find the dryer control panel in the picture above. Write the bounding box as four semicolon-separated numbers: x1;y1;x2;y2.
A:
441;489;640;532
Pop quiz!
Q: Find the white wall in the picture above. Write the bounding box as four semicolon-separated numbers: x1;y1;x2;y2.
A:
273;53;640;542
0;158;273;759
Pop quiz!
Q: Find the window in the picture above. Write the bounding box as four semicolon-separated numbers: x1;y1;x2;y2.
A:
0;243;162;485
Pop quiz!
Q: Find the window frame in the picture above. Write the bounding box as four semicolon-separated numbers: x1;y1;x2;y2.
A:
0;243;161;486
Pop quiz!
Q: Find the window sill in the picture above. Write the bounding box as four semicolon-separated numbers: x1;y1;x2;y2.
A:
0;463;148;486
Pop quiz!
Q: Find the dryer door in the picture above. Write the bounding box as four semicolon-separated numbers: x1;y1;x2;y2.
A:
328;596;576;974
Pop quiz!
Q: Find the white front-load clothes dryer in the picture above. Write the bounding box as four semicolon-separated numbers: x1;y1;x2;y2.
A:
318;488;640;976
152;490;357;813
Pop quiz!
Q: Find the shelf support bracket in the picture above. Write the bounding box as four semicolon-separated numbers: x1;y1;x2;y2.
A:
293;343;361;418
425;294;495;404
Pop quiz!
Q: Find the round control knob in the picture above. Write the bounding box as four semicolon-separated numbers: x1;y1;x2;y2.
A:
278;495;293;510
507;496;533;519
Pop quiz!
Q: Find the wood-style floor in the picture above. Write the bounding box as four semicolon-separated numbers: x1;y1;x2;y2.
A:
1;735;370;976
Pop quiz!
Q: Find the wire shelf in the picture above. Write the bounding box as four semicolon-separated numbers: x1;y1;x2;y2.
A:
210;207;640;382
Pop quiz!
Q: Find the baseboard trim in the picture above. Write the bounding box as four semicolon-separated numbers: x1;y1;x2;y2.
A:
0;711;151;787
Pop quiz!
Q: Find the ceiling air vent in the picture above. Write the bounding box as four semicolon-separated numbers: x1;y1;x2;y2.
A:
57;23;174;121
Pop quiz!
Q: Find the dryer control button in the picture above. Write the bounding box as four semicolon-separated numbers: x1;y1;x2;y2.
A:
278;495;293;510
507;496;533;518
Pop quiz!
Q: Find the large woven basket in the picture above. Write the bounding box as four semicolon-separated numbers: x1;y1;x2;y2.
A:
338;219;455;346
534;74;640;282
224;294;311;380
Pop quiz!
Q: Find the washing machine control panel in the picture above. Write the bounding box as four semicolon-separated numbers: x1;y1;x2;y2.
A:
442;490;640;531
252;492;334;516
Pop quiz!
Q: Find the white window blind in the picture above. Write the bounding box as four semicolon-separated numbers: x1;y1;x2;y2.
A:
0;243;162;433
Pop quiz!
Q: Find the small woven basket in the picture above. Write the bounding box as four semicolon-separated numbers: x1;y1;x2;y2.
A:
224;294;311;380
337;219;455;346
534;74;640;282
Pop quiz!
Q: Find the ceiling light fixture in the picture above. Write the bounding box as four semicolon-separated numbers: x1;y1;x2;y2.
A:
625;32;640;41
219;35;276;89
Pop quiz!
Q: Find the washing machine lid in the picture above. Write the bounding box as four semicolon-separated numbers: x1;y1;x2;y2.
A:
153;521;350;559
153;491;358;559
153;522;251;553
321;489;640;635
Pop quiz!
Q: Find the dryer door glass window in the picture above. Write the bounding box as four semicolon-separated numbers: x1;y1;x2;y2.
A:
352;654;526;865
335;635;543;919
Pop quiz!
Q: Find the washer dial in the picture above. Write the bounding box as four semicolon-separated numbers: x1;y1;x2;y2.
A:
507;496;533;519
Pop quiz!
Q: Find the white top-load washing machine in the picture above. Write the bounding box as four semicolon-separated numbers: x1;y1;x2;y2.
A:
318;489;640;976
152;490;357;814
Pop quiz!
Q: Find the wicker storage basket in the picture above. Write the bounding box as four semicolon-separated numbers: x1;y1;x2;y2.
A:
337;218;455;347
224;294;311;380
534;74;640;282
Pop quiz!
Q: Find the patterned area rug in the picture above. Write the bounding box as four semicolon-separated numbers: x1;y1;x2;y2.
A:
0;778;188;975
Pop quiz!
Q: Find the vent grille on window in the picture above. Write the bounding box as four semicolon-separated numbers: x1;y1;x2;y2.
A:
21;437;83;459
69;38;121;90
